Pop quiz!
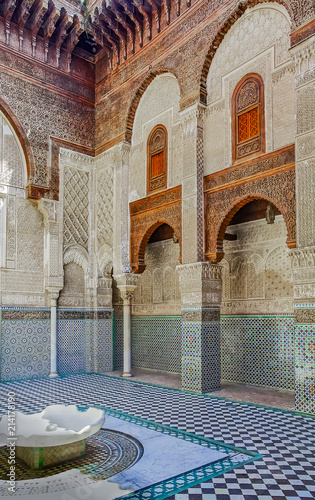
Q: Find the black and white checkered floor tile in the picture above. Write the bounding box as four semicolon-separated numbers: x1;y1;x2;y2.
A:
0;374;314;500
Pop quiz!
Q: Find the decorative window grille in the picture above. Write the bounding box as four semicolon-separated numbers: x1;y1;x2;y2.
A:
147;125;167;194
232;74;265;163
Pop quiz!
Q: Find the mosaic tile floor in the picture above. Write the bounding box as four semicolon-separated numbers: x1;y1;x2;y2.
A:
0;373;314;500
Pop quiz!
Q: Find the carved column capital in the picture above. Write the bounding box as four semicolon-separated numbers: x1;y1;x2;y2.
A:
115;273;139;302
289;247;315;299
47;287;61;306
120;291;134;303
38;199;57;225
114;273;139;289
179;103;206;140
177;262;222;307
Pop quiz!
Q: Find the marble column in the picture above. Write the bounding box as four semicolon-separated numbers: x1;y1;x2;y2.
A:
48;290;59;378
120;291;134;377
178;262;222;393
115;273;138;377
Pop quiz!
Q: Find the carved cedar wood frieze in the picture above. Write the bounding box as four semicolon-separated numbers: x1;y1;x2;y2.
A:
204;145;296;263
130;186;182;273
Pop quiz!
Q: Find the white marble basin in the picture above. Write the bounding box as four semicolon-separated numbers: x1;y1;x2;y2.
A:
0;405;105;447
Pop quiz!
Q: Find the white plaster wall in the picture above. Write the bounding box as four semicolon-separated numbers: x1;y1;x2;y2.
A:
204;4;294;175
221;215;293;315
130;74;182;201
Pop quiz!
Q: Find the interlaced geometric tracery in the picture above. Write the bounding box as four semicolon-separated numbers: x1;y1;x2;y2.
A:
63;167;89;248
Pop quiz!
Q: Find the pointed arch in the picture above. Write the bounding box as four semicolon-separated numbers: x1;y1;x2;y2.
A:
125;69;181;142
199;0;294;104
208;193;293;263
133;219;182;274
0;97;35;187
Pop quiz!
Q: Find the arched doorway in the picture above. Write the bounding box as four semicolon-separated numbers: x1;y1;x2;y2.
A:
219;199;294;393
131;223;182;376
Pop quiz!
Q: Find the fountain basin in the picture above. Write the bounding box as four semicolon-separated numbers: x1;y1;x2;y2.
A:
0;405;105;469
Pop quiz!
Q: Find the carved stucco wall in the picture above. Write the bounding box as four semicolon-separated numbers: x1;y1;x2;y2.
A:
0;113;45;307
59;149;114;308
221;215;293;315
59;262;86;308
131;239;181;316
293;37;315;248
220;215;294;390
204;4;295;175
130;74;182;202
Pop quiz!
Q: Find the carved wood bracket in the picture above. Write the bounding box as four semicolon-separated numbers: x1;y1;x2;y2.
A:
130;185;182;273
204;145;296;263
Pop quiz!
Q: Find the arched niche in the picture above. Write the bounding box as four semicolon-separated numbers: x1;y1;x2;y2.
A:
129;73;181;202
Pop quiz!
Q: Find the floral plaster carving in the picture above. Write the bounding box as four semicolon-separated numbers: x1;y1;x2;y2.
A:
130;186;182;273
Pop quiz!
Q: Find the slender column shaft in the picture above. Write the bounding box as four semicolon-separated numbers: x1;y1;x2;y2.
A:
122;292;132;377
49;294;59;378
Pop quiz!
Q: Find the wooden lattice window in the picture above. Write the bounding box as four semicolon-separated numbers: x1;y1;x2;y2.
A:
232;74;265;163
147;125;167;194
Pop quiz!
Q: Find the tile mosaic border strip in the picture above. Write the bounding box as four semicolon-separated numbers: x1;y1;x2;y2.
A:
221;314;294;318
80;406;262;500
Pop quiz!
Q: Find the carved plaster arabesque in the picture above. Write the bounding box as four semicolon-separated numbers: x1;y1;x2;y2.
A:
291;36;315;248
180;104;205;263
130;185;182;273
204;145;296;263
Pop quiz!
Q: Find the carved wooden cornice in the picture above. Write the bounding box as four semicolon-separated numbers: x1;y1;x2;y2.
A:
290;18;315;48
130;185;182;273
204;146;296;264
204;145;295;193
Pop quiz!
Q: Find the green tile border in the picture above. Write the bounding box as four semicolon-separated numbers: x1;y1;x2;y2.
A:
79;405;262;500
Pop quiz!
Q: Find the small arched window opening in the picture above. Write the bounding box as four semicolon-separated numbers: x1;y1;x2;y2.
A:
232;74;265;164
147;125;167;195
0;111;27;189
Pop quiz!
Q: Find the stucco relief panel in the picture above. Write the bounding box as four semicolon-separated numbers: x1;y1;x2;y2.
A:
207;5;291;103
130;74;181;201
221;217;293;315
132;239;180;315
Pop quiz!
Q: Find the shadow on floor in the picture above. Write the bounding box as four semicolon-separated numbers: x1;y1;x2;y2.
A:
105;368;295;411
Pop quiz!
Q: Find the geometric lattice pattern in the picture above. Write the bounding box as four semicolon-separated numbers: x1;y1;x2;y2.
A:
63;166;89;248
114;314;124;370
221;315;295;390
0;374;314;500
181;309;221;393
97;169;113;248
57;311;113;375
57;318;87;375
0;312;50;381
115;316;181;373
87;318;113;373
131;316;181;373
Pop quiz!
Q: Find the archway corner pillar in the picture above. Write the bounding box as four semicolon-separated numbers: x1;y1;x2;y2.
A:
115;273;139;378
290;247;315;415
177;262;222;393
46;287;62;379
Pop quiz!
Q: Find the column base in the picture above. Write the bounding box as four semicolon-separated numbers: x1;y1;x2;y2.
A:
122;372;133;378
49;372;59;378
